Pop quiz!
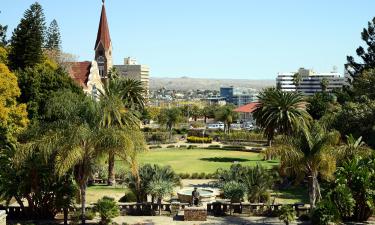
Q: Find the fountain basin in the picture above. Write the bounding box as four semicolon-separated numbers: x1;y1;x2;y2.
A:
177;188;216;203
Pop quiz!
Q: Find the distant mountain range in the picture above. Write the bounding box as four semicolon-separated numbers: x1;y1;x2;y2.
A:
150;77;275;91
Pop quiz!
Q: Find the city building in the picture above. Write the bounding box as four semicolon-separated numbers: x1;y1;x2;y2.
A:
220;86;258;106
276;68;346;95
114;57;150;95
234;102;258;124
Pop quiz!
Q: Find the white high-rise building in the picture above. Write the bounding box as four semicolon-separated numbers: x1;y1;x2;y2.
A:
276;68;346;95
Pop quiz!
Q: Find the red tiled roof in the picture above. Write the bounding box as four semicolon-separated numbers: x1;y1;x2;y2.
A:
68;61;91;88
95;4;111;50
234;102;259;113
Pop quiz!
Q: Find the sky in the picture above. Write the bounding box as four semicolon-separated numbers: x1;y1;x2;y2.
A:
1;0;374;79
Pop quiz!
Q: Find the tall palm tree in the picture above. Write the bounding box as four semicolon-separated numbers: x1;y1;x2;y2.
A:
215;105;238;134
293;72;302;91
99;77;146;186
320;78;329;92
267;122;339;208
253;88;312;146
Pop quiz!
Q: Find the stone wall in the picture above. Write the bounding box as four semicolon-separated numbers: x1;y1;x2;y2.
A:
184;207;207;221
0;210;6;225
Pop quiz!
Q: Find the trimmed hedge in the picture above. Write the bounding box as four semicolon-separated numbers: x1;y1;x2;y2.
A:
187;136;213;143
222;145;247;150
178;172;216;179
149;145;162;149
166;145;175;148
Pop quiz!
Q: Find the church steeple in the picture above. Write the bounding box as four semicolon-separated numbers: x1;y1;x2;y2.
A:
95;0;112;79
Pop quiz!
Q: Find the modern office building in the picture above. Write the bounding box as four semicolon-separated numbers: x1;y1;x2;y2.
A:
114;57;150;96
276;68;346;95
220;86;258;106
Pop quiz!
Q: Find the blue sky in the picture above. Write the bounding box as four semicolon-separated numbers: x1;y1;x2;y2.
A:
1;0;374;79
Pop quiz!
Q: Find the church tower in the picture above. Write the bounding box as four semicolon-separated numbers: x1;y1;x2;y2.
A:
95;0;112;79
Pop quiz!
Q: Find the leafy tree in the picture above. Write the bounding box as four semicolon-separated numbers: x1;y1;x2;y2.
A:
0;62;28;147
292;72;302;89
215;105;238;134
16;62;83;120
320;78;329;92
335;156;375;221
0;23;8;46
336;134;372;165
352;68;375;100
333;98;375;148
267;122;339;208
253;87;311;146
8;2;46;70
45;19;61;51
202;105;218;123
307;92;335;120
347;17;375;77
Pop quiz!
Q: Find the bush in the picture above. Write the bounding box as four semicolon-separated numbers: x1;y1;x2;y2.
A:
149;145;162;149
166;145;175;148
191;172;199;179
222;181;246;203
179;145;187;148
311;200;339;225
207;144;221;149
198;172;206;179
278;205;296;225
178;173;191;179
220;131;265;142
187;145;197;149
71;209;96;224
118;192;137;203
187;136;213;143
222;145;246;150
144;132;170;144
115;167;127;181
95;196;120;225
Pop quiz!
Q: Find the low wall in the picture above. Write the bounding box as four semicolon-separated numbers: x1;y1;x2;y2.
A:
0;210;6;225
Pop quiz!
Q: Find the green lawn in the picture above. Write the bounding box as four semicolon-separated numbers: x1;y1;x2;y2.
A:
132;148;278;174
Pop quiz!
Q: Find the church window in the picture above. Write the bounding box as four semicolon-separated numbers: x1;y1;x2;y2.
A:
97;56;105;78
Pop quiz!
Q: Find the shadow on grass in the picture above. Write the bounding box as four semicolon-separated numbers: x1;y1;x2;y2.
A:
200;157;251;162
275;186;309;203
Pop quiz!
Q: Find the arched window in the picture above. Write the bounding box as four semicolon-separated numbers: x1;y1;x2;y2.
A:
97;56;105;78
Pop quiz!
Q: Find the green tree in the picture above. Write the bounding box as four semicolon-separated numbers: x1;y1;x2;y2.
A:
202;105;217;123
278;205;296;225
320;78;329;92
292;72;302;89
99;77;146;186
147;179;174;215
0;23;8;46
222;181;246;203
352;68;375;100
215;105;238;134
307;92;335;120
8;2;46;70
253;88;312;146
347;17;375;76
268;122;339;208
337;134;372;165
45;19;61;51
95;196;120;225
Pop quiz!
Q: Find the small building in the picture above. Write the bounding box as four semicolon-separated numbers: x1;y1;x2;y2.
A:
234;102;258;123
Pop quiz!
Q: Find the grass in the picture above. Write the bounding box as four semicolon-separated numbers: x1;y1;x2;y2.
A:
272;186;309;204
133;148;278;174
86;184;128;204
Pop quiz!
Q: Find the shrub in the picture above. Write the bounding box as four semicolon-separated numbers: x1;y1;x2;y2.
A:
311;200;339;225
115;167;128;181
222;181;246;203
178;173;191;179
95;196;120;225
71;209;95;224
220;131;265;142
278;205;296;225
191;172;199;179
222;145;246;150
179;145;187;148
149;145;162;149
144;132;170;144
118;192;137;203
187;136;213;143
166;145;175;148
207;144;221;149
198;172;206;179
187;145;197;149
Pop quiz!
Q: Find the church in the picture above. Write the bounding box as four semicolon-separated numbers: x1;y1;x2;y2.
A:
68;1;149;97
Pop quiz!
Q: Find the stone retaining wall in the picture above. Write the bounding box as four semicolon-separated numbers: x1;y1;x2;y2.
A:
184;207;207;221
0;210;6;225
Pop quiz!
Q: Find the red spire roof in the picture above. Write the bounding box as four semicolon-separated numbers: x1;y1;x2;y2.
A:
95;3;111;50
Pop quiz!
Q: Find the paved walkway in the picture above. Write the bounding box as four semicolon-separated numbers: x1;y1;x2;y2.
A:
113;216;308;225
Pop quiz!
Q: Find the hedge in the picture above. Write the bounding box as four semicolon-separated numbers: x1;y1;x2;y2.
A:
187;136;213;143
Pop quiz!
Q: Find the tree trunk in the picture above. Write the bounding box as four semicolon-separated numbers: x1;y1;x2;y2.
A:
267;138;272;147
108;151;115;186
308;171;319;209
63;207;68;225
80;184;87;225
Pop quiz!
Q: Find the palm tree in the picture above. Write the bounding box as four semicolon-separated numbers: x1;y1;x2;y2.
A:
267;122;339;208
99;77;146;186
215;105;238;134
292;72;302;91
157;107;183;139
18;91;138;224
146;179;174;215
253;88;312;146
